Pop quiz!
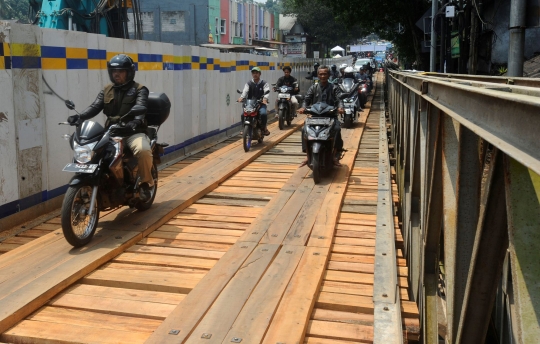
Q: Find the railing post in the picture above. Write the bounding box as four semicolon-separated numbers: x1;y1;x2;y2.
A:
454;148;509;342
503;158;540;343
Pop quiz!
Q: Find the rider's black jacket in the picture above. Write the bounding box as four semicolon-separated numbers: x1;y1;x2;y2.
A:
275;76;299;94
302;82;344;109
79;81;149;133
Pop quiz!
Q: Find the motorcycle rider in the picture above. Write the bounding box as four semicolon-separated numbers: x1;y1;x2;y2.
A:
339;63;348;77
298;65;345;167
329;64;340;81
238;66;270;136
67;54;154;200
306;62;320;80
274;65;300;114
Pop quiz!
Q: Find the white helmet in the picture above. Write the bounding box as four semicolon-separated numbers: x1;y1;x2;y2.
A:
339;63;348;70
344;66;354;74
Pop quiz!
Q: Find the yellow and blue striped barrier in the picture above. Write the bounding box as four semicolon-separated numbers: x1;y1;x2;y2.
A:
0;44;277;72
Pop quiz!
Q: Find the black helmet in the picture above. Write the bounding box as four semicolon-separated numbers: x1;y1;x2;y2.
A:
314;62;320;69
331;64;337;70
107;54;136;87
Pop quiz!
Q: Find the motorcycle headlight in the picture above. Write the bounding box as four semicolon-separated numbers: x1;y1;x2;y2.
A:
73;142;97;163
306;126;317;138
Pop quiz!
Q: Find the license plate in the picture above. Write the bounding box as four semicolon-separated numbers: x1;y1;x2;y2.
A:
62;163;98;173
278;93;290;99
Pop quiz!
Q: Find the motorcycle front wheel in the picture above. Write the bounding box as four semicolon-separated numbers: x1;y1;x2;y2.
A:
243;125;252;152
278;109;285;130
135;163;158;211
61;184;99;247
312;152;321;184
344;113;353;128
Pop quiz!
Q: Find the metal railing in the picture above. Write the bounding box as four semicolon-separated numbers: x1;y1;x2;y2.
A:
385;70;540;344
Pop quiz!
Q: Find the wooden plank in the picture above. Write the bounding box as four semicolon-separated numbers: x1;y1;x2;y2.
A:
305;320;373;343
139;238;231;252
0;229;140;333
282;181;333;246
144;242;258;343
173;213;254;224
224;245;305;343
158;225;244;237
180;204;260;218
49;292;178;320
184;244;280;344
317;291;419;318
65;283;185;304
112;252;217;270
260;176;316;244
1;319;152;343
262;247;328;344
81;266;204;293
320;280;373;297
26;306;162;333
126;244;224;260
237;166;311;243
166;219;248;231
148;231;238;245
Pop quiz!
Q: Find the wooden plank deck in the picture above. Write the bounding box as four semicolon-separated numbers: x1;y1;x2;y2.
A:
0;74;419;343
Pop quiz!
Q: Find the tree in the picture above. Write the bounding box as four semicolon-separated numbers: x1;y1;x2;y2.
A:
0;0;30;21
284;0;430;68
282;0;365;55
264;0;283;14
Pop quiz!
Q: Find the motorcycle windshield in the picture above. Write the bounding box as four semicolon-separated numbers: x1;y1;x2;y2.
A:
341;78;354;93
245;99;258;112
280;86;291;93
77;120;104;142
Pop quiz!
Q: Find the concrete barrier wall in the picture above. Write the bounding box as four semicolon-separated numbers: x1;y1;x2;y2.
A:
0;22;351;218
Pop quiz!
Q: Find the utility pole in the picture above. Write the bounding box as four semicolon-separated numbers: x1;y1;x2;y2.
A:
508;0;526;77
430;0;438;72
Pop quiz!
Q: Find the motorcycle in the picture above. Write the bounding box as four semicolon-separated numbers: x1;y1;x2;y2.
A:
237;89;270;152
359;80;369;108
272;84;295;130
338;78;361;128
59;93;170;247
303;102;339;184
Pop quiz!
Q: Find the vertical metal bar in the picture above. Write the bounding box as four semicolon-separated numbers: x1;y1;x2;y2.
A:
423;109;443;344
449;127;482;342
410;99;422;302
455;148;509;343
505;157;540;343
430;0;438;72
441;115;460;344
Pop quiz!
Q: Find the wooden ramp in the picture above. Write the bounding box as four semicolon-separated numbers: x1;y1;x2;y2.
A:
0;74;419;343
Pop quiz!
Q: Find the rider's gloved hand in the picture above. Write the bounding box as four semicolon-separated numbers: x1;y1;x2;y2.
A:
67;115;80;124
126;120;141;130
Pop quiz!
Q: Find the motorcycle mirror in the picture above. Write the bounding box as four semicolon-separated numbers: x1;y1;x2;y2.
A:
65;100;76;110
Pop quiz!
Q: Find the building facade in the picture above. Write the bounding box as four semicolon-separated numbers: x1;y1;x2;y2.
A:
137;0;281;48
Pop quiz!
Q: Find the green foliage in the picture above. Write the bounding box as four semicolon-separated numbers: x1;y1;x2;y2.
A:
0;0;30;21
282;0;365;53
498;66;508;76
283;0;430;67
264;0;283;14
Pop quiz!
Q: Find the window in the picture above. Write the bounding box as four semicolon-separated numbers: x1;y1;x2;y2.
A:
272;28;276;40
220;19;226;34
240;23;244;38
235;22;239;37
255;25;258;38
215;17;219;34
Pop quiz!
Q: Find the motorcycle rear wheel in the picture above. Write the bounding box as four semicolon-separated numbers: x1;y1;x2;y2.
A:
61;184;99;247
135;163;158;211
312;152;321;184
243;125;252;152
278;109;285;130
